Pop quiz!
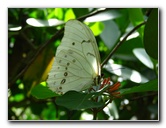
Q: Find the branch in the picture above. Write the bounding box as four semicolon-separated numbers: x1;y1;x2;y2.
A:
8;28;64;88
101;21;146;68
8;8;112;88
77;8;112;21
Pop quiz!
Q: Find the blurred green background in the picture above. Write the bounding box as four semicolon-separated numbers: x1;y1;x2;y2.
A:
8;8;158;120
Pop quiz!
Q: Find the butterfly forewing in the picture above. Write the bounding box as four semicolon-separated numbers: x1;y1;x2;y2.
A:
47;20;101;94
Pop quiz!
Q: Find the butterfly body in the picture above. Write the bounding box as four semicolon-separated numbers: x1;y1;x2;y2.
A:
47;20;101;94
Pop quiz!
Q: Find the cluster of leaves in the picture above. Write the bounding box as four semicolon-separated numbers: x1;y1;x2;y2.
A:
8;8;158;120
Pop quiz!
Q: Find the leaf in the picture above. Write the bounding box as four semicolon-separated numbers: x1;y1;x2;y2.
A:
144;8;158;60
31;84;59;99
115;37;143;60
119;79;158;95
103;101;119;119
84;9;121;22
53;8;64;20
104;63;149;83
88;22;104;36
23;43;55;96
55;91;104;110
133;48;154;69
26;18;64;27
64;8;76;21
114;9;130;33
100;20;120;49
72;8;89;18
128;8;144;38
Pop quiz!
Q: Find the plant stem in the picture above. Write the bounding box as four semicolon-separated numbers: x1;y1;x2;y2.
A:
8;8;112;88
101;21;146;68
92;108;98;120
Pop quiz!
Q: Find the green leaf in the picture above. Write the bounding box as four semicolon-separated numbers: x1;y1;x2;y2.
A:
104;63;149;83
144;8;158;60
128;8;144;38
100;20;120;49
133;48;154;69
84;9;121;22
53;8;64;20
115;37;143;59
26;18;64;27
114;9;130;33
72;8;89;18
119;79;158;95
31;84;59;99
64;9;76;21
56;91;104;110
88;22;104;36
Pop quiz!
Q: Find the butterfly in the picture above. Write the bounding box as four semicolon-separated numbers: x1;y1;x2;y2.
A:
47;19;101;95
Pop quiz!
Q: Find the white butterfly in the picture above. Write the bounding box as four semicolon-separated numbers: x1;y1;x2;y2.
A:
47;19;101;94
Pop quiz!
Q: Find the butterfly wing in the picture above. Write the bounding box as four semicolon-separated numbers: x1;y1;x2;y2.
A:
47;20;101;94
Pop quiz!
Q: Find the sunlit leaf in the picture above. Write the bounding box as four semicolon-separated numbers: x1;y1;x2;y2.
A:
28;8;45;19
84;9;121;22
103;101;119;120
26;18;64;27
133;48;154;69
88;22;104;36
53;8;64;20
64;8;76;21
100;20;120;49
8;24;22;31
104;63;149;83
31;84;59;99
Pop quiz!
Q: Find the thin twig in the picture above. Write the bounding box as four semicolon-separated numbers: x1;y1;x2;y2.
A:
98;99;112;112
20;31;37;50
92;108;98;120
77;8;112;21
8;8;112;88
101;21;146;68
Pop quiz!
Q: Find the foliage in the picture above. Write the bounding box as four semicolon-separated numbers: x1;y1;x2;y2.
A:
8;8;158;120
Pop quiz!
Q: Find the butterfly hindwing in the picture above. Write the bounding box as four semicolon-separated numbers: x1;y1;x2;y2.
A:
47;50;94;94
47;20;101;94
